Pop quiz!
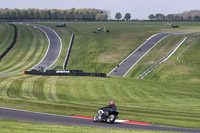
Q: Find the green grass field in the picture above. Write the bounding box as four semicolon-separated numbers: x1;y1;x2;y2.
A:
0;22;200;132
144;34;200;85
0;119;175;133
40;22;189;73
0;24;15;55
126;34;185;78
0;24;48;73
41;22;200;74
0;75;199;129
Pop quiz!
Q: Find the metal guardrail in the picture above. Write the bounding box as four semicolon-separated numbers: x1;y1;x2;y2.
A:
63;33;74;70
138;34;194;79
138;32;200;79
25;70;106;77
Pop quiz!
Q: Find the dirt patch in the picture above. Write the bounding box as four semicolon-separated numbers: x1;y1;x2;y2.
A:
190;78;200;84
98;53;124;64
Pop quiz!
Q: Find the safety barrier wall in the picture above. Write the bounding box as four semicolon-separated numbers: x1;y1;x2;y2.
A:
25;70;106;77
63;34;74;70
0;24;17;61
49;65;59;70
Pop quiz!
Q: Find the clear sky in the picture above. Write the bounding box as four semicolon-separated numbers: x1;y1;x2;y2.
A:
0;0;199;19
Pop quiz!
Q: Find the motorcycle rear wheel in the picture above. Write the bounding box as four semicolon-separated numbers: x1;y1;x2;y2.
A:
107;114;116;123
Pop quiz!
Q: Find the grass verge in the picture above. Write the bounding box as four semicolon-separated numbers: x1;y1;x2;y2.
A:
144;34;200;85
0;24;48;73
0;75;199;129
0;23;15;56
0;119;174;133
126;34;185;78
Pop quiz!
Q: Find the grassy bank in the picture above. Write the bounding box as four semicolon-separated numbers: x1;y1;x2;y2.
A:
0;22;200;132
0;23;15;56
126;34;185;78
0;75;199;129
39;22;200;74
39;22;197;73
0;24;48;73
144;34;200;85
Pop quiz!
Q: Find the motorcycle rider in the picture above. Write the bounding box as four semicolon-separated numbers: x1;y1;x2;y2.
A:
100;101;117;117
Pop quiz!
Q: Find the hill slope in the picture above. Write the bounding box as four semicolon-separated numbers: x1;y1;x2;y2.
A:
43;22;200;75
0;24;48;73
0;22;200;130
145;34;200;85
0;75;199;128
0;24;15;56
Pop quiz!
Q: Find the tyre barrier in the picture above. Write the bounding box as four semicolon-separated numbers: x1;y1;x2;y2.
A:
0;24;17;61
24;70;106;77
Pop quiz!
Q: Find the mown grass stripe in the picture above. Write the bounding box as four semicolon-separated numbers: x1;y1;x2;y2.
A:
0;24;10;49
5;26;47;72
4;26;36;72
0;24;48;73
0;25;33;72
0;24;13;53
0;22;200;129
21;76;41;100
0;24;15;61
43;77;59;101
0;75;25;98
0;25;29;69
32;77;46;100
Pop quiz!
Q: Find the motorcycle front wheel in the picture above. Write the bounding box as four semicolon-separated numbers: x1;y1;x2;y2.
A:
107;114;116;123
93;115;99;122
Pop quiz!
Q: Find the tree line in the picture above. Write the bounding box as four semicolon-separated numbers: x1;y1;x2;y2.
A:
115;12;132;21
148;10;200;21
0;8;109;21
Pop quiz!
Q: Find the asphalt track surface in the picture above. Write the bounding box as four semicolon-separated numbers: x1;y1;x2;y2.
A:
31;24;62;70
0;24;61;76
108;32;192;77
0;107;200;132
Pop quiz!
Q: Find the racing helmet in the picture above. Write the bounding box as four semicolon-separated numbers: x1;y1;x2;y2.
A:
110;101;114;105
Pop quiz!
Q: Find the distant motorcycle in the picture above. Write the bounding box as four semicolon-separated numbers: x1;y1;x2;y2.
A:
93;108;119;123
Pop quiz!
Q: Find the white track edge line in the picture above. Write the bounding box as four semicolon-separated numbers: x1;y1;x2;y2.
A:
142;37;187;79
43;25;62;69
63;34;73;70
29;25;50;70
107;34;157;76
122;34;168;77
0;107;129;123
0;107;72;118
139;36;189;79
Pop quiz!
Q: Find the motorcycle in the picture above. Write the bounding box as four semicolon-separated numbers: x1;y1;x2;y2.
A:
93;108;119;123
